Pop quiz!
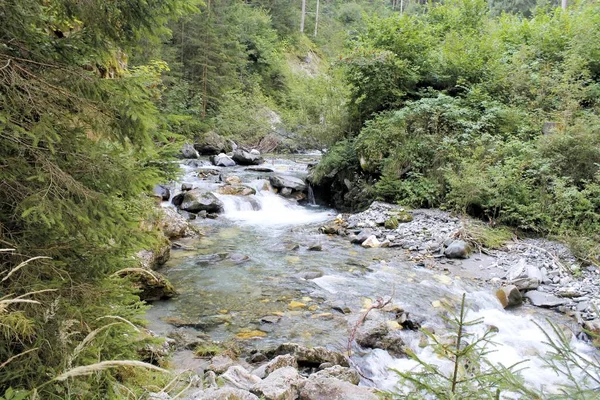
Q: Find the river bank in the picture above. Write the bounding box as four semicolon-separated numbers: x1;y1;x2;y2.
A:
143;152;600;399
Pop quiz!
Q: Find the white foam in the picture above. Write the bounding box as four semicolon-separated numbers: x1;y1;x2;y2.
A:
361;292;599;396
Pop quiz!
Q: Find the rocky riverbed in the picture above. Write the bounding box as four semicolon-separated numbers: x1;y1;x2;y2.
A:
320;201;600;331
141;152;600;399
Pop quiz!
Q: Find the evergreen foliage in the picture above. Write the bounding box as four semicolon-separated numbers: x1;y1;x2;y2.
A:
0;0;193;396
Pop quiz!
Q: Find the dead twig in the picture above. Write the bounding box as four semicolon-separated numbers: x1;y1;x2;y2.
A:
517;242;569;274
347;289;395;357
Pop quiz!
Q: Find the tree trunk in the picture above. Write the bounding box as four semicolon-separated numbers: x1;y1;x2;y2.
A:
201;0;211;119
562;0;567;10
314;0;320;37
300;0;306;33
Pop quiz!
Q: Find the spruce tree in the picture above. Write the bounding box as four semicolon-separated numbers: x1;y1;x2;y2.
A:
0;0;194;396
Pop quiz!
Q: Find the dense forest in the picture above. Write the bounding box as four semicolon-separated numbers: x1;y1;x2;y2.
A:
2;0;600;398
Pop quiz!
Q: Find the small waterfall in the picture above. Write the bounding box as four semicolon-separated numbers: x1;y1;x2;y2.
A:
307;184;316;205
216;188;330;226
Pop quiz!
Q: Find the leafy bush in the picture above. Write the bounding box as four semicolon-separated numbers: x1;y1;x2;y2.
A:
317;0;600;259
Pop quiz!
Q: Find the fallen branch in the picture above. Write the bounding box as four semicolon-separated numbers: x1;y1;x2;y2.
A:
517;242;569;274
347;290;395;357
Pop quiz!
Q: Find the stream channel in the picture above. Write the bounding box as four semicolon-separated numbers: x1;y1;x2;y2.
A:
146;154;598;395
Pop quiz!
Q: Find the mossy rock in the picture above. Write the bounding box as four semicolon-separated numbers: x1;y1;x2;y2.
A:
384;216;399;229
119;269;176;302
396;210;413;223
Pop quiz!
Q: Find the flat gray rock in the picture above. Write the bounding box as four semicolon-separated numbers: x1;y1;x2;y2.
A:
524;290;567;307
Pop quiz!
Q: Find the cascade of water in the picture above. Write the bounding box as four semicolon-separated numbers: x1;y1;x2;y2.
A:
307;183;316;205
217;189;330;226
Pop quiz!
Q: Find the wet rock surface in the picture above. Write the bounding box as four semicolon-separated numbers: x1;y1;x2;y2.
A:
174;189;225;214
178;345;373;400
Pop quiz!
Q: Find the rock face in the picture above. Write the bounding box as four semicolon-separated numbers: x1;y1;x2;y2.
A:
194;131;230;155
211;153;236;167
181;143;200;159
233;149;263;165
444;240;470;259
174;189;224;213
153;185;170;201
269;175;307;192
496;285;523;308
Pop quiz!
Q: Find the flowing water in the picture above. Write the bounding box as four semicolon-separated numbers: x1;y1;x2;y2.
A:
147;155;598;396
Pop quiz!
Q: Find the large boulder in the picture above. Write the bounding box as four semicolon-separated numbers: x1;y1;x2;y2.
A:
269;175;307;192
158;207;195;239
174;189;224;214
181;143;200;159
194;131;230;155
349;229;373;245
233;149;263;166
444;240;470;259
211;153;236;167
251;366;303;400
